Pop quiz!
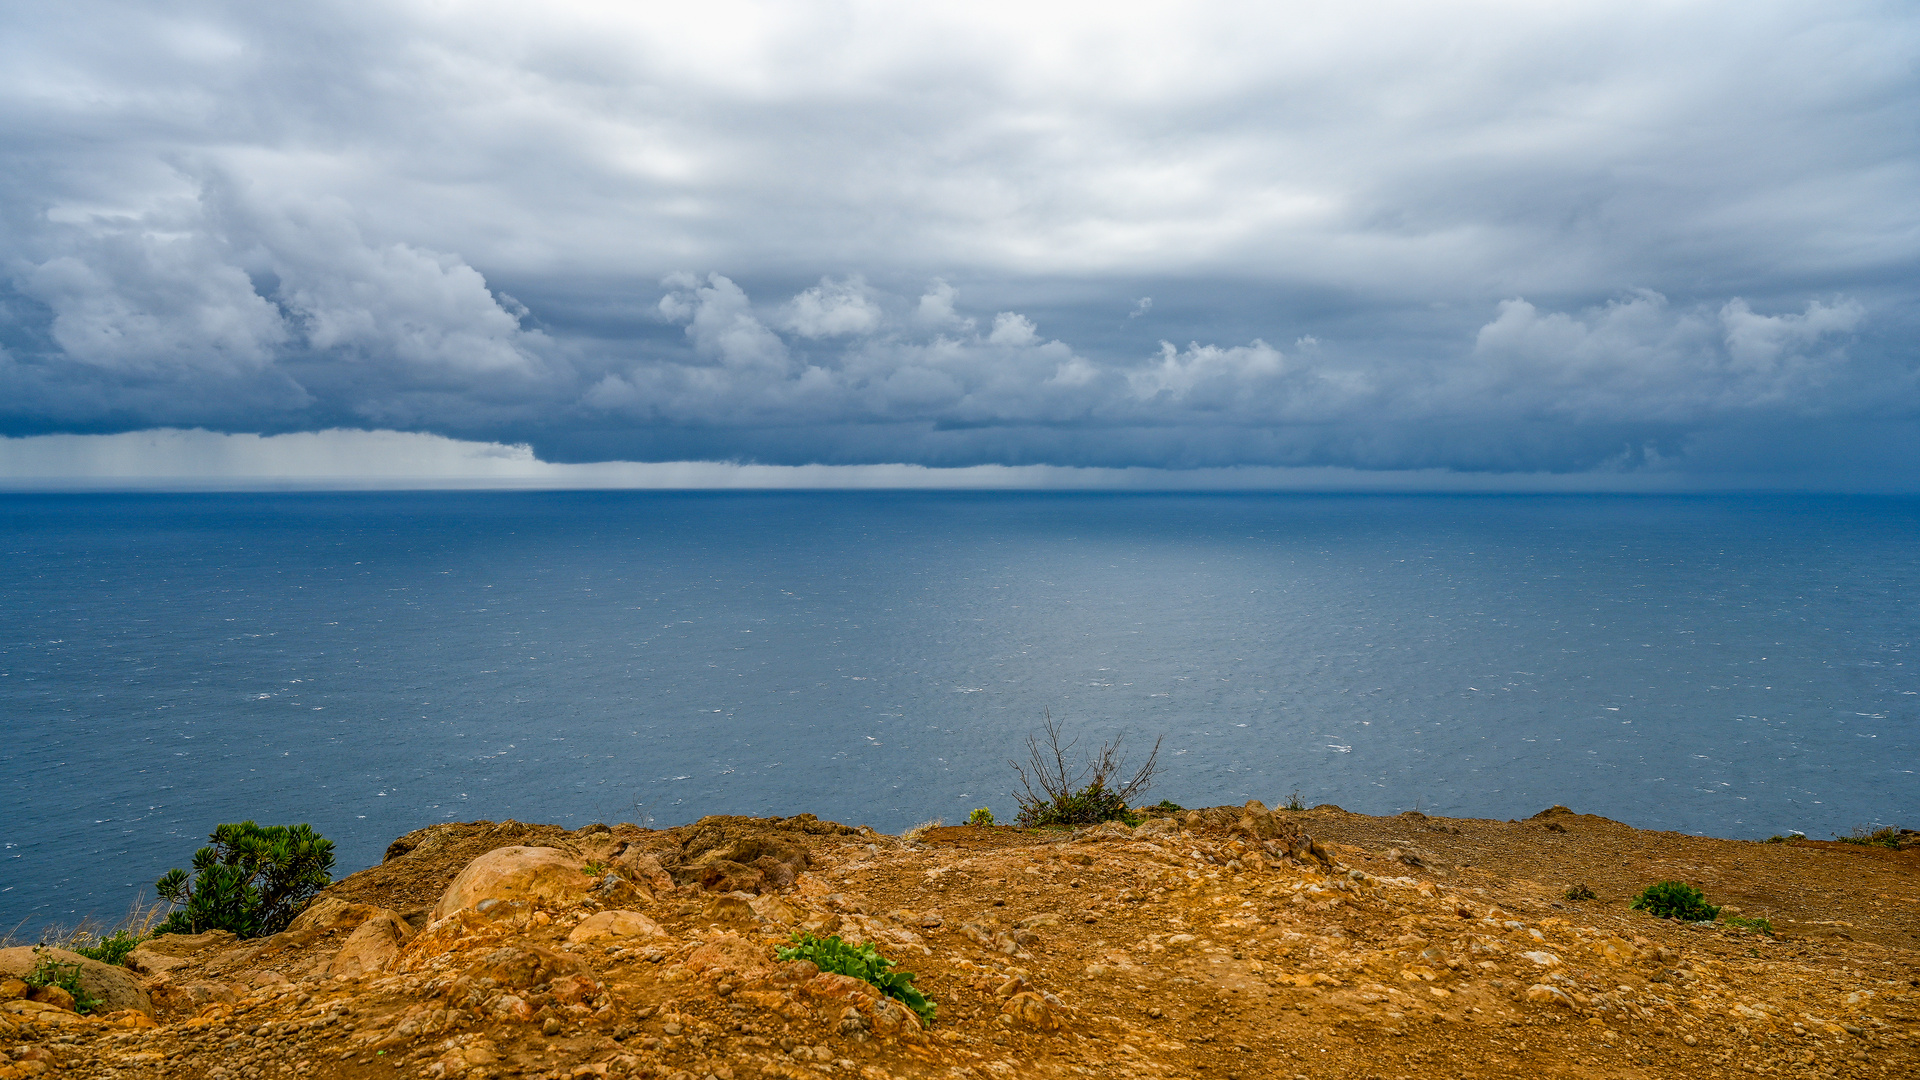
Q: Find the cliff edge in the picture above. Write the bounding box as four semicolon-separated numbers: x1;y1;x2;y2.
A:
1;804;1915;1079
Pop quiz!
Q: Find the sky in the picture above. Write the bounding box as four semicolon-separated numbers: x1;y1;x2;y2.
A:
1;1;1916;488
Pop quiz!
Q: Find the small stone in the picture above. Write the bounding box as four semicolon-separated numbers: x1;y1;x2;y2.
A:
542;1016;563;1036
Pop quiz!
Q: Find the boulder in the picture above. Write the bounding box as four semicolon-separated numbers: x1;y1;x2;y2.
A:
804;972;880;1005
1000;990;1064;1030
694;860;767;894
684;934;768;977
673;825;811;893
430;846;590;920
0;947;152;1017
26;984;74;1011
325;912;414;979
706;896;758;925
867;996;922;1035
565;910;668;945
125;929;238;976
611;850;675;893
749;894;801;925
287;898;391;936
129;929;237;958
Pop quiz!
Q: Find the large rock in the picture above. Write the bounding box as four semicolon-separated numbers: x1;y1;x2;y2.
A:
125;929;238;977
326;912;414;979
684;934;769;977
611;850;675;893
672;824;812;893
469;945;594;991
430;846;590;920
565;910;668;945
0;947;152;1017
288;898;393;936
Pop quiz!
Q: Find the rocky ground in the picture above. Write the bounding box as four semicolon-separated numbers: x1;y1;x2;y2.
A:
1;803;1916;1080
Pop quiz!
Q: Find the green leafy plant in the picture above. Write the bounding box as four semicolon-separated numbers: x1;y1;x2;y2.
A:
1562;883;1598;902
1835;825;1905;849
776;932;935;1025
1284;789;1305;812
1630;880;1720;922
581;861;610;878
1151;800;1184;813
1764;832;1805;843
25;951;103;1014
1724;915;1774;936
154;821;335;939
71;928;145;966
967;807;995;827
1010;714;1162;829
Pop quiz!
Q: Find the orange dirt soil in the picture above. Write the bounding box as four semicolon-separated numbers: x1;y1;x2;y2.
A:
2;803;1915;1080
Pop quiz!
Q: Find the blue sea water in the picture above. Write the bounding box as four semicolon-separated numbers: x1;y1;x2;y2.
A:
1;490;1916;930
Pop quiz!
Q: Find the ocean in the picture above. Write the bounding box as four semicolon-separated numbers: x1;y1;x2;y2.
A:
2;490;1915;930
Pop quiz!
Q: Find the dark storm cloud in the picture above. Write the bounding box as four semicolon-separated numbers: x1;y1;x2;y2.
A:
1;1;1916;483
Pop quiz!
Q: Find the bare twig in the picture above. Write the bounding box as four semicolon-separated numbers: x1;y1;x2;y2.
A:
1009;711;1164;826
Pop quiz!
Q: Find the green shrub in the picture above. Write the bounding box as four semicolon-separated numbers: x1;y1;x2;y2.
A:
1010;715;1162;829
582;861;609;878
1019;783;1137;829
1764;832;1804;843
1562;883;1598;902
776;932;935;1025
71;928;145;966
1151;800;1184;813
1630;880;1720;922
1835;826;1904;849
154;821;335;939
25;951;102;1014
1724;915;1774;936
967;807;995;827
1284;789;1305;812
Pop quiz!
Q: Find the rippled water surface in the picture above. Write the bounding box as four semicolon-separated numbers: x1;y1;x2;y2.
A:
2;491;1915;927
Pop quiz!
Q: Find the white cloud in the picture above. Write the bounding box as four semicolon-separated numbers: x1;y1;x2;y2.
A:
780;276;881;337
0;2;1913;484
987;312;1039;347
1468;291;1865;420
22;228;287;377
659;272;791;371
912;280;973;331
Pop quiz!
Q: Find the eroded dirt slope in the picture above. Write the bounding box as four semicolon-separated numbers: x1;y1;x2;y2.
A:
1;804;1914;1080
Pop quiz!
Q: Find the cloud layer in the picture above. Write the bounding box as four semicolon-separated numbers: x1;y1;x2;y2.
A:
1;1;1915;483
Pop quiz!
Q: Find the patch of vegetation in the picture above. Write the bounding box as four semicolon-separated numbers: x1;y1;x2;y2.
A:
3;895;169;964
1630;880;1721;922
901;819;942;844
1284;789;1305;812
25;951;102;1014
71;928;145;966
966;807;995;827
1150;799;1184;813
1764;832;1805;843
1562;883;1598;902
1010;713;1162;829
581;860;610;878
776;932;936;1026
1723;914;1775;936
154;821;335;939
1835;825;1905;849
